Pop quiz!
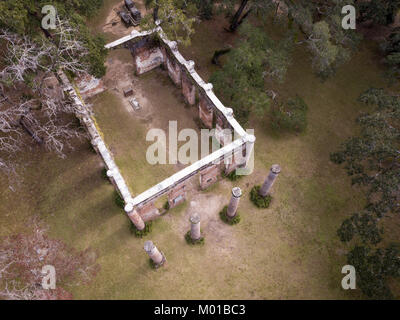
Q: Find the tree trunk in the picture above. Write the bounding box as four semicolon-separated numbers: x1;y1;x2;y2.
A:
153;4;159;22
212;48;231;66
237;8;252;27
229;0;249;32
20;116;43;145
273;2;280;23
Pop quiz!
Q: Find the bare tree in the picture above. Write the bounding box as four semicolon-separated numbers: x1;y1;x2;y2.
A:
0;216;99;300
0;18;91;184
0;31;50;85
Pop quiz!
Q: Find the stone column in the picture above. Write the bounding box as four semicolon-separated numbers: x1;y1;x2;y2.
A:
125;204;145;231
189;213;201;240
259;164;281;197
144;241;164;266
227;187;242;218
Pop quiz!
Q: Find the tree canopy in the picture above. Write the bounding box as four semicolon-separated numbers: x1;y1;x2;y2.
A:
210;23;287;125
0;0;107;78
331;88;400;298
143;0;196;46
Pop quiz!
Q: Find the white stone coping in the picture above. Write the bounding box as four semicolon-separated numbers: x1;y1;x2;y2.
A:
104;28;157;49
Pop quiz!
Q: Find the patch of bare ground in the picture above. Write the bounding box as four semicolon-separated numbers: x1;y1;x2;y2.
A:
90;0;148;41
100;47;202;155
164;187;238;256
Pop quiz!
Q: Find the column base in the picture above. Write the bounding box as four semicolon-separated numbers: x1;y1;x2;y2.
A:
250;185;272;208
185;231;205;245
150;252;167;269
219;206;241;225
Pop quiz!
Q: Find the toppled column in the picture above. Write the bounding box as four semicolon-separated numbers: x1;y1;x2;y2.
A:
189;213;201;241
259;164;281;197
144;241;165;268
227;187;242;218
125;204;145;231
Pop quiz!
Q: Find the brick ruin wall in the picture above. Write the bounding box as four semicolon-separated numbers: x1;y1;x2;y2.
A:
80;28;257;225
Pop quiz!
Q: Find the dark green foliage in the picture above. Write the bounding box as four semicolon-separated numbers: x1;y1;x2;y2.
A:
73;0;104;18
348;245;400;299
88;141;98;154
331;88;400;244
219;206;241;225
148;251;165;268
250;185;271;208
337;212;383;244
210;23;280;125
190;0;214;20
222;170;242;181
0;0;104;33
358;0;400;25
332;88;400;299
163;201;170;211
82;33;108;78
149;258;157;269
381;27;400;81
270;95;308;133
285;0;360;79
101;168;108;180
0;0;107;78
131;222;153;238
114;191;125;209
65;13;108;78
185;231;205;245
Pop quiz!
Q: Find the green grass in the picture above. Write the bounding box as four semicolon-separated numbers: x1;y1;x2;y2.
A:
90;90;177;195
0;14;398;299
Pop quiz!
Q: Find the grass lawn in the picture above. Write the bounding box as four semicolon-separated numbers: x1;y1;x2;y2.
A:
0;14;398;299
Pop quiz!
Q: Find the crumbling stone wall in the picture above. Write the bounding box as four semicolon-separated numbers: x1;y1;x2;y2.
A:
181;71;196;105
199;165;219;190
103;28;255;226
165;52;182;87
137;201;160;222
198;92;214;128
168;183;187;208
128;37;163;75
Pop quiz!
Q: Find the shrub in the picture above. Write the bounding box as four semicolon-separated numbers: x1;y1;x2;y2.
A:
131;221;153;238
88;141;97;154
163;201;170;211
149;258;157;269
114;191;125;209
222;170;242;181
185;231;205;245
270;95;308;133
101;168;109;180
148;253;166;269
219;206;241;225
250;186;272;208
